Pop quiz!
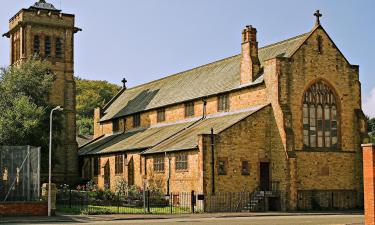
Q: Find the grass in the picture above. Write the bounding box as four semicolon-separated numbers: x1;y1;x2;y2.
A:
57;204;192;215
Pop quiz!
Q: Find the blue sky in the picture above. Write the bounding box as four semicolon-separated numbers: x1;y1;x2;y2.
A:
1;0;374;116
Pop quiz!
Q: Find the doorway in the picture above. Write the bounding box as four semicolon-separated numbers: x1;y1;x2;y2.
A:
260;162;270;191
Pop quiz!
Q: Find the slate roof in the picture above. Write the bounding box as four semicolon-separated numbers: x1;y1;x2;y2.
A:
100;32;308;122
78;120;198;156
79;105;266;156
143;105;266;154
30;0;61;12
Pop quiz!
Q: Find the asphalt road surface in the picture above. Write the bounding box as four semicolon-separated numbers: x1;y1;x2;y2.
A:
30;215;363;225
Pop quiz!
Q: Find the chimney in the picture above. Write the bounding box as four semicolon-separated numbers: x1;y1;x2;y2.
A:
240;25;260;85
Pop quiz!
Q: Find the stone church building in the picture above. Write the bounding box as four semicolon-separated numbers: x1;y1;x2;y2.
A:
2;0;80;184
2;1;368;211
79;11;369;211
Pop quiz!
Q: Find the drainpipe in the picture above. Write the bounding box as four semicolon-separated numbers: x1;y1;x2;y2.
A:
202;98;207;119
211;128;215;195
166;152;171;195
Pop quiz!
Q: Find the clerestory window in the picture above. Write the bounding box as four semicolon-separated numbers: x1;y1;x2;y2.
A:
303;81;338;149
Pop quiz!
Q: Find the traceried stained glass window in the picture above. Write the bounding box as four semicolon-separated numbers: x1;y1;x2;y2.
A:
303;81;338;149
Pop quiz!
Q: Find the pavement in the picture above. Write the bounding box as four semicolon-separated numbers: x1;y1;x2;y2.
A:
0;211;364;224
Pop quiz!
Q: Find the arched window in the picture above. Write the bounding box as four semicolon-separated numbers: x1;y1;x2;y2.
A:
303;81;338;149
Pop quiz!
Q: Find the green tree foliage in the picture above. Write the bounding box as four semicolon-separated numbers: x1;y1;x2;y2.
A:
76;78;120;135
0;59;54;147
368;117;375;143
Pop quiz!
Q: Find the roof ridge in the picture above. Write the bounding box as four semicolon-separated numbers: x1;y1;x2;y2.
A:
258;32;310;50
120;54;241;93
118;33;308;94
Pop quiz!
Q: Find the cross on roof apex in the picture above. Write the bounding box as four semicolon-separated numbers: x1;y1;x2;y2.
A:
121;78;128;89
314;10;322;25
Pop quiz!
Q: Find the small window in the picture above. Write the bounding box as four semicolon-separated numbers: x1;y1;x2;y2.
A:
33;35;40;55
175;154;188;171
45;36;51;56
157;108;165;123
241;160;250;175
153;156;164;172
218;157;228;175
185;102;194;117
55;38;62;58
218;94;229;112
133;113;140;128
115;154;124;174
93;157;100;176
113;119;120;133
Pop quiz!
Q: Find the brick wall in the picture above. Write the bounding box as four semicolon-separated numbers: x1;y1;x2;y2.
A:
0;202;47;216
94;85;268;137
363;143;375;225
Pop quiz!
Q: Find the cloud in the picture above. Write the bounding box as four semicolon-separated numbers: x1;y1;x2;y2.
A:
363;87;375;118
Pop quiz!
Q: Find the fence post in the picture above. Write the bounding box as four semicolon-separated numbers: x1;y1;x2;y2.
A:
191;190;195;213
147;190;150;213
143;187;146;214
69;189;72;209
117;192;120;214
170;192;173;214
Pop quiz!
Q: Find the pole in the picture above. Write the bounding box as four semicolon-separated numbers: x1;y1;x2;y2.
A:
48;109;53;217
48;106;63;217
210;128;215;195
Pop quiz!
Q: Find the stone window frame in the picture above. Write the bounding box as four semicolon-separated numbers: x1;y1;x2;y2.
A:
184;101;195;118
153;156;165;173
241;160;250;176
175;153;188;171
112;118;120;133
133;113;141;128
115;154;124;175
157;108;166;123
218;157;228;175
302;80;340;150
93;157;100;176
33;35;40;56
217;94;230;112
55;37;63;58
44;36;51;57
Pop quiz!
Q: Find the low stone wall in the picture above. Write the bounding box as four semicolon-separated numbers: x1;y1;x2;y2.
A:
0;202;47;216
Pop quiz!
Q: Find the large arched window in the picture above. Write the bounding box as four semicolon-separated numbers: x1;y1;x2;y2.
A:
303;81;338;149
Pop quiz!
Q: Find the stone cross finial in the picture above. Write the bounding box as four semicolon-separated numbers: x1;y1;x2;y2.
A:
314;10;322;25
121;78;127;89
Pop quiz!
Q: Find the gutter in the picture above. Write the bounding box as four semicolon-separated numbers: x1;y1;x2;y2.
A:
140;98;208;155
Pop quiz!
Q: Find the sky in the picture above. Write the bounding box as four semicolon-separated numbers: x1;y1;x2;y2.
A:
1;0;374;117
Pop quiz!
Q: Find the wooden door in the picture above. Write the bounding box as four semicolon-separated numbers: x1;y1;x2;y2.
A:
260;162;270;191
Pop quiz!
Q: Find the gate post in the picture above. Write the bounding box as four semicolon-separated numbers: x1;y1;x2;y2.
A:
362;143;375;225
191;190;195;213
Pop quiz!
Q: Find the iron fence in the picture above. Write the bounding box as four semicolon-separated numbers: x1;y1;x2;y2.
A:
57;189;203;214
0;146;41;202
56;189;284;214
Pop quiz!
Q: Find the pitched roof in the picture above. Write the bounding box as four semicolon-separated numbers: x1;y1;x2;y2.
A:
80;105;266;156
78;119;198;156
100;32;308;122
143;105;266;154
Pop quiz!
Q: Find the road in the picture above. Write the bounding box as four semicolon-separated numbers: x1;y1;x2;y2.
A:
29;215;363;225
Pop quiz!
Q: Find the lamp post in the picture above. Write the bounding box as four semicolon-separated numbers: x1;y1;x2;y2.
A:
48;106;63;217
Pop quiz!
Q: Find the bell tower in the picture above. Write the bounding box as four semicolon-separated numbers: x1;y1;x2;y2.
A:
3;0;81;184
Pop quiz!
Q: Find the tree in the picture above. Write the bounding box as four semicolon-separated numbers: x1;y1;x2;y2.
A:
76;78;120;136
0;59;54;147
366;116;375;143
